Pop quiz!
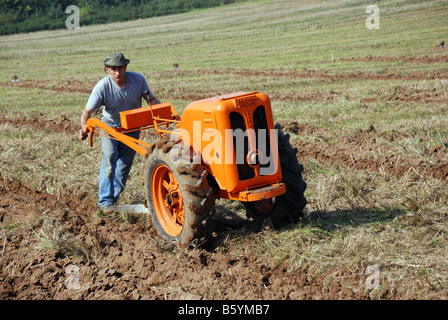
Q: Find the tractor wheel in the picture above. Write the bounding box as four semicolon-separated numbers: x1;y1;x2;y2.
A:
244;123;307;227
143;139;215;247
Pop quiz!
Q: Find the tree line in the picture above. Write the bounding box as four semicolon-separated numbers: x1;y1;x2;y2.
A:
0;0;237;35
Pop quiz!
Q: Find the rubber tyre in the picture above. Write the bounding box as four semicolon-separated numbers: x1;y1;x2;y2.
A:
245;123;307;227
143;139;215;247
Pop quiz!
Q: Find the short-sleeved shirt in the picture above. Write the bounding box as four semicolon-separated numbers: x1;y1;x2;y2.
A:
86;71;155;127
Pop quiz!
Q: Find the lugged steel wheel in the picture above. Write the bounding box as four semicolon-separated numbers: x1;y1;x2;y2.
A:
143;139;215;247
244;123;307;226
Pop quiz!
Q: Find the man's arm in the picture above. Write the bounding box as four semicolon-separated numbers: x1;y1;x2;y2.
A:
78;108;94;140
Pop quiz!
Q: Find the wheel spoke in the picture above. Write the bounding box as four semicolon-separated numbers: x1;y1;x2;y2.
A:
168;172;176;186
162;180;171;191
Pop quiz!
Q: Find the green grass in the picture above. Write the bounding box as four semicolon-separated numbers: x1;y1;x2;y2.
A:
0;86;86;118
1;0;447;75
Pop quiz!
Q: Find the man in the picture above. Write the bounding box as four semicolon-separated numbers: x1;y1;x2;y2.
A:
78;52;161;211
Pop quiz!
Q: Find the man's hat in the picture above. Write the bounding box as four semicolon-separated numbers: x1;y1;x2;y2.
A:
104;52;130;67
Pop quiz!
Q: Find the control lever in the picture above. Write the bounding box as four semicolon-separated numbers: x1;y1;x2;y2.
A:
144;90;151;107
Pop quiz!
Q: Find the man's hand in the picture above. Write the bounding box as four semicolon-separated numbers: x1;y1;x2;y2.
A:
79;108;94;140
78;128;88;140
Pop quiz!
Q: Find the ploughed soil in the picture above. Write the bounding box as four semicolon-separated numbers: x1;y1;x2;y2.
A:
0;178;370;300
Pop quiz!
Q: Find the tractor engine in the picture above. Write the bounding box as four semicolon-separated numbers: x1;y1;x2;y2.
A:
177;91;286;202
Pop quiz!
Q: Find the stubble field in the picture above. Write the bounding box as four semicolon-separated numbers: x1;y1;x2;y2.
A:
0;0;447;300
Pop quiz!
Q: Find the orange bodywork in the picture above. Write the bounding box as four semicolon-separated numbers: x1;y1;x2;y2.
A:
83;91;286;202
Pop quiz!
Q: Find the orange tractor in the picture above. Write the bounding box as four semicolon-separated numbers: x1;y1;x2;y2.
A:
83;91;306;246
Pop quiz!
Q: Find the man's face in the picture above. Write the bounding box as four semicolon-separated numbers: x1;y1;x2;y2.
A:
105;65;127;84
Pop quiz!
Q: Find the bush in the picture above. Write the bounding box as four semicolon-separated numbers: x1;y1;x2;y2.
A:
0;0;239;35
